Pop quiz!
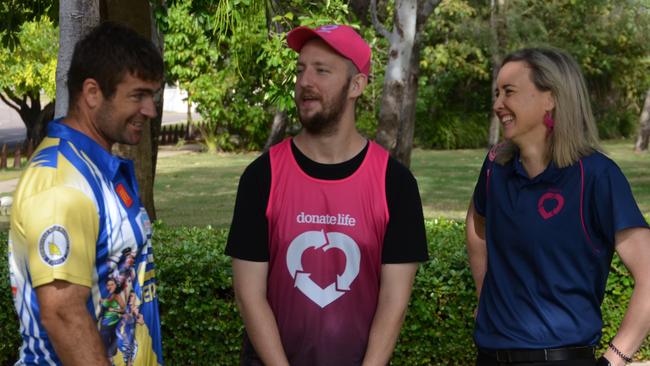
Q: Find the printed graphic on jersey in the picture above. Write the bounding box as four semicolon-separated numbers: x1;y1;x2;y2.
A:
38;225;71;266
286;230;360;308
139;207;152;239
538;190;565;220
98;247;142;364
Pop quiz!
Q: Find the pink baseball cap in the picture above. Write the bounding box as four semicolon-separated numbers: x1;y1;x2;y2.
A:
287;24;371;76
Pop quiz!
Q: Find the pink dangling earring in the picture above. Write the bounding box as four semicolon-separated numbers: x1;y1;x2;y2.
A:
544;111;555;133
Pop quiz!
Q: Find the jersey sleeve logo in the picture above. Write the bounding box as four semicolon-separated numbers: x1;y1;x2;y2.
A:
286;230;360;308
116;183;133;208
38;225;71;266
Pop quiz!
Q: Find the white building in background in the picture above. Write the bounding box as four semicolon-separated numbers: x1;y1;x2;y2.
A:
163;84;196;114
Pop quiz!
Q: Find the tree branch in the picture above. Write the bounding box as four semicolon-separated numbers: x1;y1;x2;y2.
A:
414;0;442;42
0;93;18;113
421;0;442;18
0;89;23;113
370;0;391;39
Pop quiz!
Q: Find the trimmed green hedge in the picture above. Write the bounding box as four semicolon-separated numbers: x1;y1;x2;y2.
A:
1;220;648;364
0;230;21;366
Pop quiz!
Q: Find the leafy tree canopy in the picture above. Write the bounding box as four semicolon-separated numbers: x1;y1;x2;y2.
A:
0;0;58;49
0;16;58;103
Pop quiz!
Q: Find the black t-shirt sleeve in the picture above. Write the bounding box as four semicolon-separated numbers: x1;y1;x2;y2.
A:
225;153;271;261
382;157;429;263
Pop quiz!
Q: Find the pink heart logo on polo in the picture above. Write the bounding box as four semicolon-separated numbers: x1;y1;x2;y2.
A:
537;192;565;220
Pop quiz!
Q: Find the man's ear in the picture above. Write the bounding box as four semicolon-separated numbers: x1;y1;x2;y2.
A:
81;78;104;109
348;74;368;99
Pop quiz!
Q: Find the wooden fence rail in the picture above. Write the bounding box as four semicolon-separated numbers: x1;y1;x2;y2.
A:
0;139;34;169
158;121;208;145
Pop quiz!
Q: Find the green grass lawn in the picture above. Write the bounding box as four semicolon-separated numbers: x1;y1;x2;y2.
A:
1;141;647;228
153;152;259;228
411;148;485;219
153;140;649;228
0;163;26;181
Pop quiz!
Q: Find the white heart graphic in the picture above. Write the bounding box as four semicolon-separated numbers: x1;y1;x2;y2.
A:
286;230;360;308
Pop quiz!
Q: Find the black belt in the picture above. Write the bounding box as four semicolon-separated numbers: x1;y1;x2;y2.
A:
480;346;595;363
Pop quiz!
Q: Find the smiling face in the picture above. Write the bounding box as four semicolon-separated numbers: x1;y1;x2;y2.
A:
93;73;160;149
494;61;555;146
294;39;354;135
106;279;117;294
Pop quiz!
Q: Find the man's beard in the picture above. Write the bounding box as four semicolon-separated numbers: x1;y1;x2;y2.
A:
297;77;351;135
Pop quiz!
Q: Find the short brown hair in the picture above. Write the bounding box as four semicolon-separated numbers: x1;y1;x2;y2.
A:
67;21;164;104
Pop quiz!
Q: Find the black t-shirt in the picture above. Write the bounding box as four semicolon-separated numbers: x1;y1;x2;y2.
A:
226;140;428;263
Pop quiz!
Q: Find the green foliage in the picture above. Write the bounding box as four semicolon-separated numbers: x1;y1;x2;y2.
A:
597;109;639;140
257;31;296;114
161;0;273;151
161;0;364;150
416;0;493;148
504;0;650;136
417;2;493;149
415;111;489;149
0;0;58;49
0;16;58;99
3;220;650;363
158;0;650;151
0;231;22;366
413;0;650;147
163;0;214;90
394;219;477;364
154;225;243;364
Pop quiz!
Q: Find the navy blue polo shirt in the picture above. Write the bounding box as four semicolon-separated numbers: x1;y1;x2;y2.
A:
472;149;648;350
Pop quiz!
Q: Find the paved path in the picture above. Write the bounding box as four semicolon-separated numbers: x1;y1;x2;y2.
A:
0;178;18;194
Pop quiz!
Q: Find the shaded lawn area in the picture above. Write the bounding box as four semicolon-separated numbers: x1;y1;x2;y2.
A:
154;139;650;228
154;152;259;228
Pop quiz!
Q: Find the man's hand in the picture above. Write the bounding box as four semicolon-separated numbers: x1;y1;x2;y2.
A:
362;263;418;366
232;258;290;366
36;280;111;366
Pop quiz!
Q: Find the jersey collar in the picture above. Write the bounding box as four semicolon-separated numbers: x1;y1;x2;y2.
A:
47;118;130;181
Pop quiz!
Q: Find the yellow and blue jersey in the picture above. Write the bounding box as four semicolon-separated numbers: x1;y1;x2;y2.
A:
8;120;163;365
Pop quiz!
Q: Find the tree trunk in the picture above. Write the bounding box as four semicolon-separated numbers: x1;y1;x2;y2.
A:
374;0;417;154
262;0;287;152
264;109;288;152
371;0;440;167
55;0;100;118
488;0;506;147
186;89;195;139
393;44;421;167
635;89;650;152
0;89;54;145
104;0;164;220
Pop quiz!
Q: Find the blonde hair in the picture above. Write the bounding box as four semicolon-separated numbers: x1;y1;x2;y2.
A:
495;48;601;167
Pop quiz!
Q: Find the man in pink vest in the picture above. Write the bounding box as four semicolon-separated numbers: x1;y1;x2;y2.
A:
226;24;429;365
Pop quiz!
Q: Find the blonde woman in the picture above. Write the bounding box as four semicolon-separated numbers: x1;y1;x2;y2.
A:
466;48;650;366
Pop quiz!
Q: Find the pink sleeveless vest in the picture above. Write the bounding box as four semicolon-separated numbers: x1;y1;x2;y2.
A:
266;138;389;365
